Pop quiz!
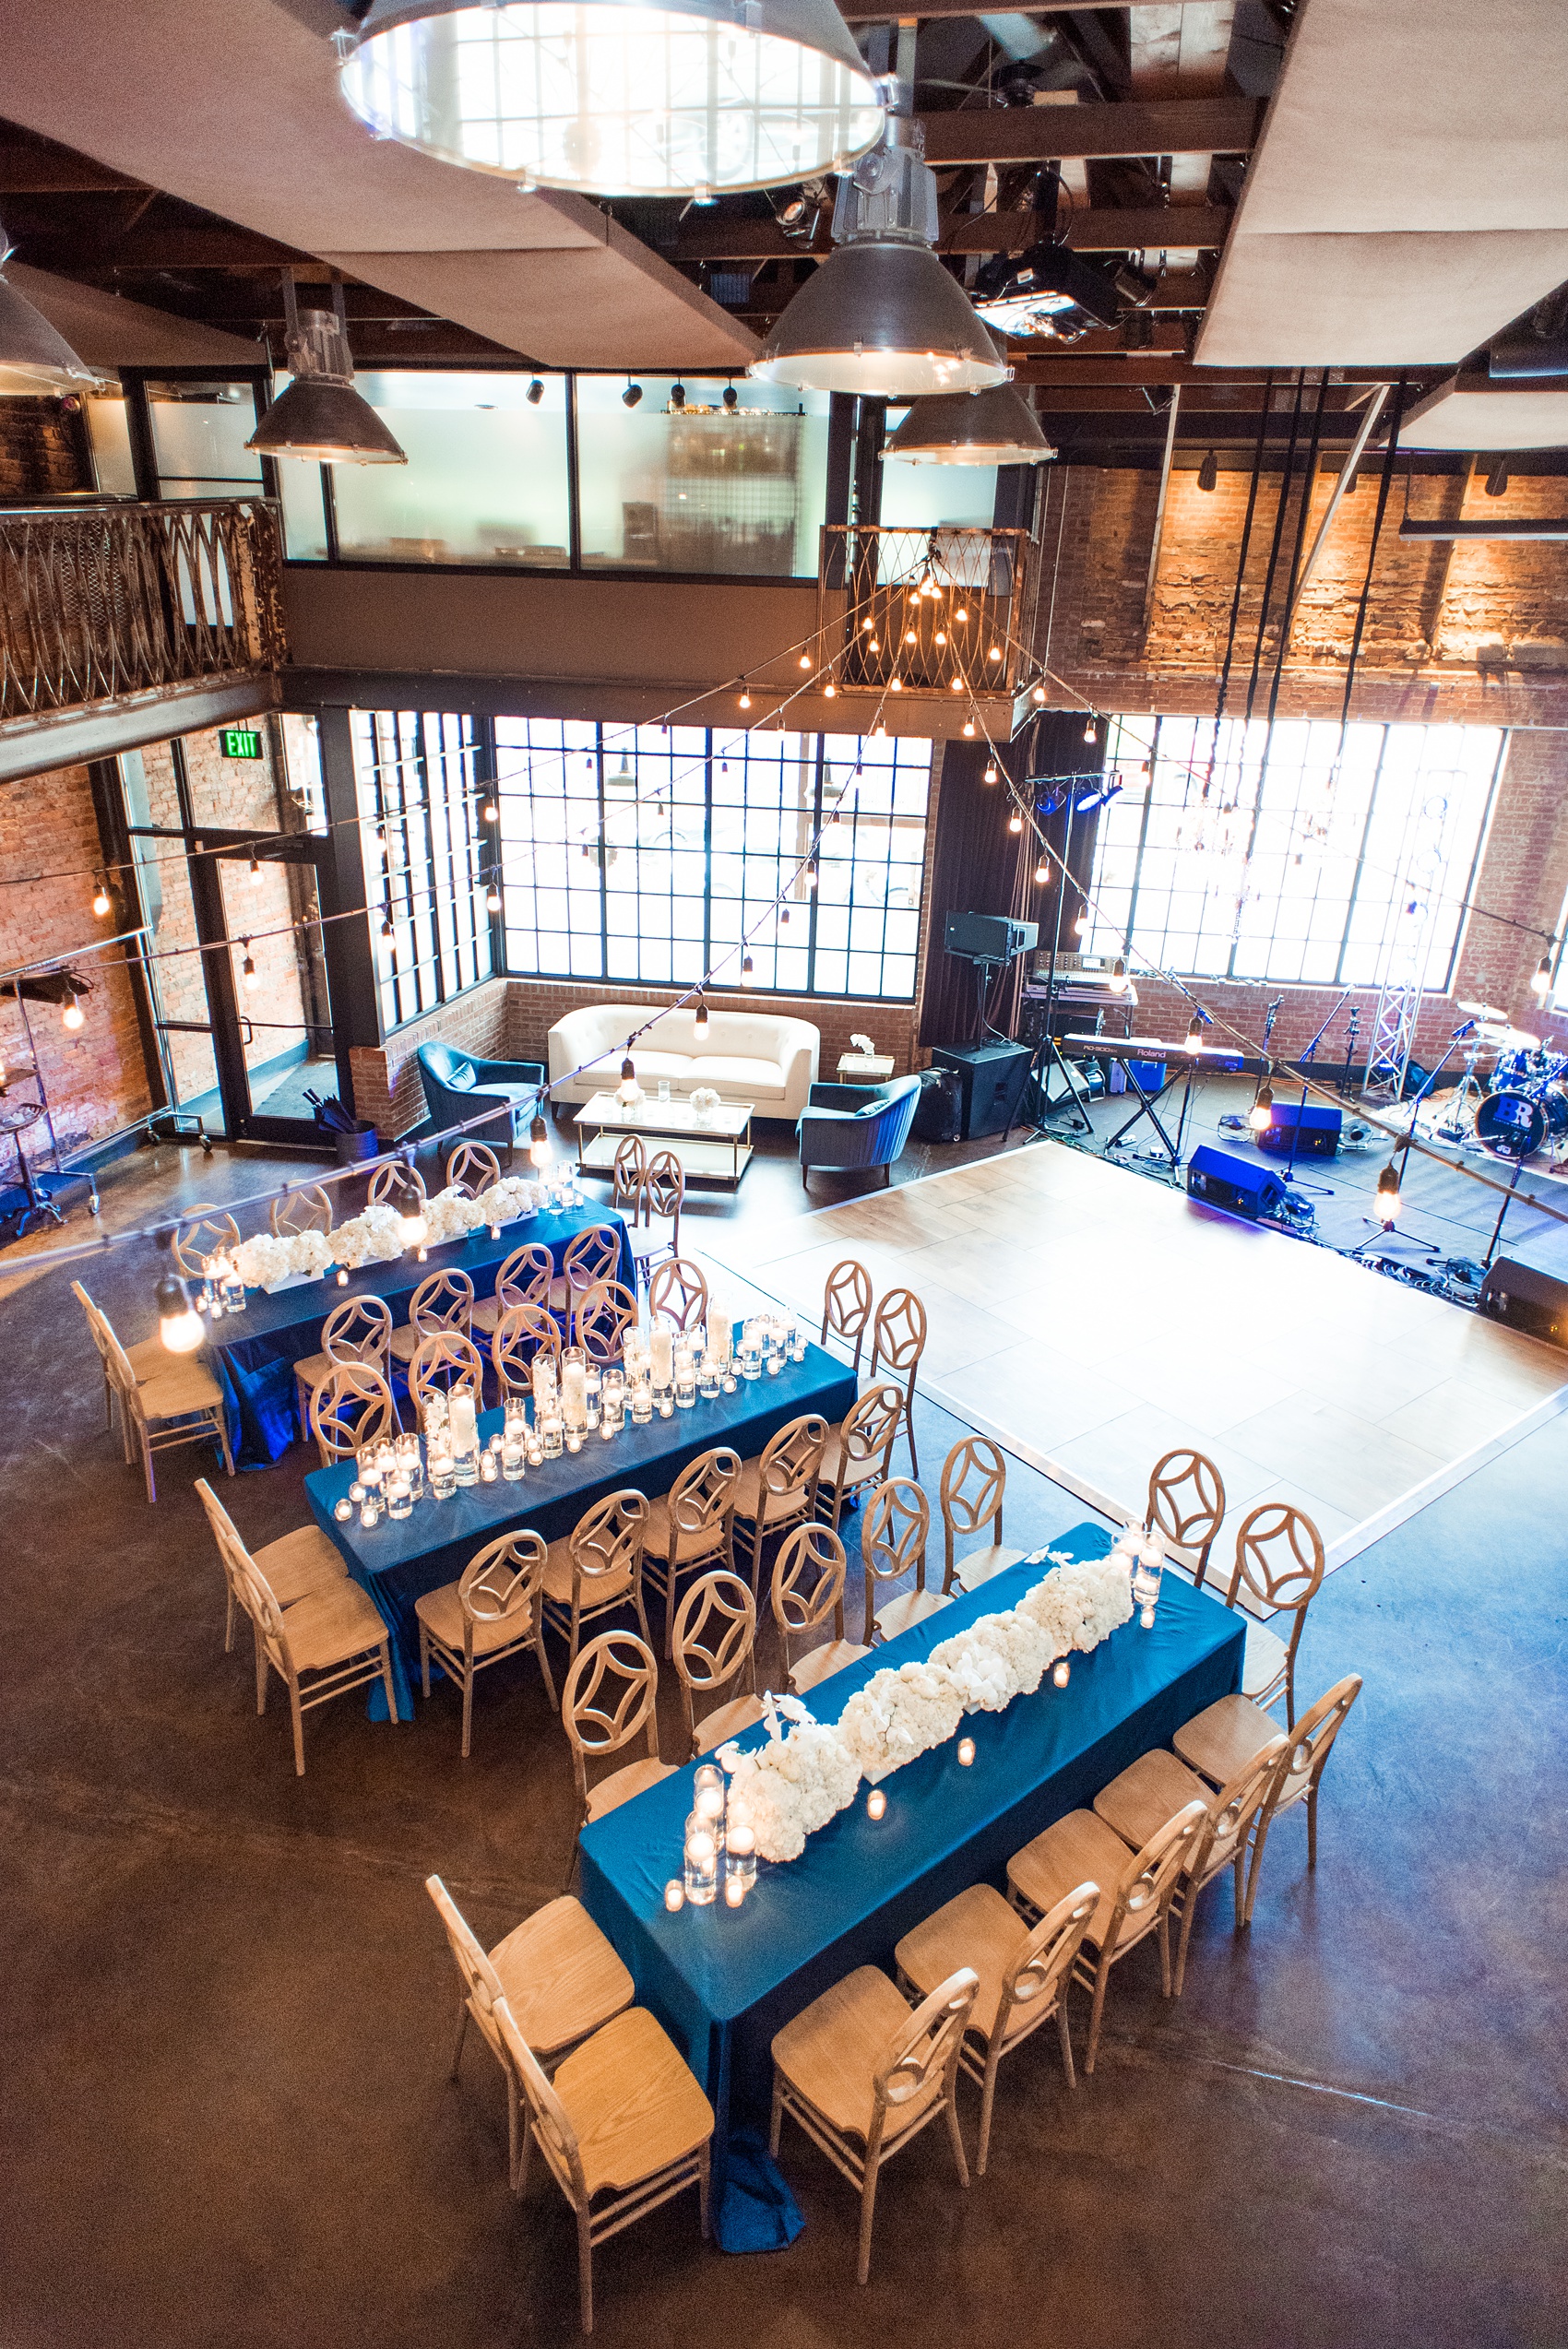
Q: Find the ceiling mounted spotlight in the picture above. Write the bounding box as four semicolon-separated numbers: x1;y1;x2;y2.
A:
971;238;1119;340
623;378;643;409
339;0;883;199
670;383;687;410
526;377;545;405
1197;450;1218;492
722;383;739;410
884;385;1056;468
248;279;406;465
752;127;1008;397
0;219;101;393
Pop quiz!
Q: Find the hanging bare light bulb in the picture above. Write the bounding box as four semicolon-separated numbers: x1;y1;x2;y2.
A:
741;954;756;986
1109;958;1128;994
983;762;998;785
1249;1077;1275;1133
91;875;112;918
155;1271;205;1355
693;996;709;1040
616;1053;640;1107
1007;809;1023;836
529;1111;553;1168
241;941;261;993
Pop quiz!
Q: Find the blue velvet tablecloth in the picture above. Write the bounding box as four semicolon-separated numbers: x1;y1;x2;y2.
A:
208;1202;635;1467
578;1524;1245;2247
305;1342;860;1718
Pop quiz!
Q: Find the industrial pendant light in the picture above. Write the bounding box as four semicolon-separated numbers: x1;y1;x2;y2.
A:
248;279;406;466
338;0;884;199
0;223;101;394
752;125;1008;397
884;385;1055;468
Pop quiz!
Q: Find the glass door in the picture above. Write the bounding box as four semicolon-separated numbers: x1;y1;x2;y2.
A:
212;845;339;1143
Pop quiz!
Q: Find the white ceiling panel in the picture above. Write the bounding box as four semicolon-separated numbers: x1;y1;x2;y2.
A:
1396;376;1568;451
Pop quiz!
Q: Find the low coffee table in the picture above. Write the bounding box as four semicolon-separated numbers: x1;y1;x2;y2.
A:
574;1091;754;1188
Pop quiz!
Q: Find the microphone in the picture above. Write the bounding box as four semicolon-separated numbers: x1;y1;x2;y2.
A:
1452;1018;1478;1040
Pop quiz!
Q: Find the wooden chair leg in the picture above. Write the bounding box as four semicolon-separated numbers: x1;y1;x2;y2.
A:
1084;1952;1111;2075
1158;1909;1173;1996
975;2046;1000;2177
420;1624;432;1699
379;1640;398;1726
576;2205;595;2334
768;2075;785;2157
460;1666;474;1760
224;1584;236;1655
288;1683;306;1775
696;2144;711;2240
1173;1887;1197;1999
944;2081;970;2188
1307;1785;1319;1869
450;1996;469;2079
255;1626;268;1714
856;2153;882;2285
140;1423;157;1504
1243;1814;1276;1928
1055;1999;1077;2088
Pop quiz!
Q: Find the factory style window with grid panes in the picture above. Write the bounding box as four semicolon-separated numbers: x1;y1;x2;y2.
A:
1082;716;1503;988
353;709;496;1031
493;719;930;1001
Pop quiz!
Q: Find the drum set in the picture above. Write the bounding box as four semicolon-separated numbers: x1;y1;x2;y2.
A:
1430;1001;1568;1162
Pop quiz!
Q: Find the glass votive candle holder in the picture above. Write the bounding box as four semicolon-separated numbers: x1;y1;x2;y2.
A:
541;1415;564;1460
697;1356;720;1401
348;1481;366;1505
723;1871;746;1909
490;1223;501;1241
480;1452;499;1482
337;1268;350;1287
789;1320;807;1363
720;1366;738;1394
630;1379;653;1425
866;1787;887;1821
664;1880;685;1913
674;1367;696;1410
525;1438;544;1469
658;1394;675;1418
1052;1658;1071;1688
333;1496;354;1524
359;1499;381;1530
956;1737;976;1767
387;1477;413;1520
430;1449;457;1501
726;1823;756;1889
739;1337;761;1382
683;1816;719;1905
564;1428;583;1453
693;1763;725;1815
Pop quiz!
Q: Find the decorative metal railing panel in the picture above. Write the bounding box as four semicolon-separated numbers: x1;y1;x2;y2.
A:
0;497;286;722
816;524;1033;696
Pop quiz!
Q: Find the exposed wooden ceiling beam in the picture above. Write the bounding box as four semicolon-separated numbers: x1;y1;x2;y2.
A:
17;224;304;268
919;98;1261;166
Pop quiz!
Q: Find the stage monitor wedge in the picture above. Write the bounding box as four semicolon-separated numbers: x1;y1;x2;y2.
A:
1256;1102;1343;1159
1479;1258;1568;1349
1186;1145;1285;1222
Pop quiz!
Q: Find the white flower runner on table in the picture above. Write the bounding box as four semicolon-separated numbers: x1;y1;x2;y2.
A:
230;1180;543;1292
720;1542;1138;1862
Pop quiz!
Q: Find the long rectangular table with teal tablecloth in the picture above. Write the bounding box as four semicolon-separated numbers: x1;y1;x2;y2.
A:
306;1341;860;1718
208;1201;635;1466
578;1523;1245;2249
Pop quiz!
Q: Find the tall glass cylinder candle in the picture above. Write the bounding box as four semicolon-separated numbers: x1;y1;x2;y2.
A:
683;1812;718;1904
561;1349;588;1433
649;1322;674;1390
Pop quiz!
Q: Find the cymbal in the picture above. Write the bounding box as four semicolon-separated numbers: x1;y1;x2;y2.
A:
1502;1027;1541;1050
1458;999;1509;1021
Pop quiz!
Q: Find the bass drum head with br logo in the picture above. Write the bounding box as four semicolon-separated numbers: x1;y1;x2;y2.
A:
1476;1084;1568;1159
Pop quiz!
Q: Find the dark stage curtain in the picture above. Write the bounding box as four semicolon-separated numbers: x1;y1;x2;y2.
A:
920;713;1107;1050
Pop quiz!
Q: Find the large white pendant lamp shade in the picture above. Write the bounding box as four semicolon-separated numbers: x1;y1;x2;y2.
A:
751;136;1008;397
885;385;1056;467
339;0;885;199
0;227;101;395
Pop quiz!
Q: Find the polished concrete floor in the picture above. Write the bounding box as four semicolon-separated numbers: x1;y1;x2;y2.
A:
2;1135;1566;2347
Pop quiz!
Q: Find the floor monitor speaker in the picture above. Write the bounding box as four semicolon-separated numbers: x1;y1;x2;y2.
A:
1256;1102;1343;1159
1186;1145;1285;1222
1478;1257;1568;1349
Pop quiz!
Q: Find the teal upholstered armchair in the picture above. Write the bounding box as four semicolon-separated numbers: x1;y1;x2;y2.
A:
416;1042;547;1148
797;1074;922;1190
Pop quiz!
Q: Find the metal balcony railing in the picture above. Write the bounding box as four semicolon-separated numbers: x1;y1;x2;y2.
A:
816;524;1034;697
0;497;286;723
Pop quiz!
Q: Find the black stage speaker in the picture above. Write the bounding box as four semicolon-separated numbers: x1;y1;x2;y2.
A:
1479;1257;1568;1349
1256;1101;1343;1159
944;912;1039;962
932;1041;1035;1140
1186;1145;1286;1221
911;1066;963;1145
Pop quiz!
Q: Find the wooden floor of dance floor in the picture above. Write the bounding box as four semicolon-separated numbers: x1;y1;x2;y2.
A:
707;1139;1568;1571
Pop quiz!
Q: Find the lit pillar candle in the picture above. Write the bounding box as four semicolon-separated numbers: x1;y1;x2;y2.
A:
449;1391;478;1453
562;1358;588;1426
650;1323;674;1386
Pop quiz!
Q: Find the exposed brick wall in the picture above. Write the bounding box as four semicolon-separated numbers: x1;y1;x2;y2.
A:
0;395;91;502
0;761;153;1155
350;976;514;1138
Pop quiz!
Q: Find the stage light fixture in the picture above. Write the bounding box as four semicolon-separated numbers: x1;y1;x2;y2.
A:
1197;450;1218;492
1375;1158;1401;1223
1531;953;1553;996
526;378;544;405
91;875;111;918
1248;1079;1275;1133
1110;958;1128;994
882;384;1055;468
752;132;1007;397
623;379;643;408
971;236;1119;339
155;1272;204;1355
249;280;406;465
529;1112;552;1167
0;220;101;392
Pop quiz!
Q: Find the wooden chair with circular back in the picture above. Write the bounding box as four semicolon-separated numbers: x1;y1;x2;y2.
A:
269;1183;334;1239
232;1548;398;1774
390;1266;475;1366
472;1240;553;1339
573;1279;638;1367
939;1435;1027;1595
731;1413;830;1591
1006;1799;1208;2073
408;1330;487;1420
642;1445;741;1654
671;1570;766;1755
368;1159;427;1215
541;1489;654;1667
493;1992;712;2335
415;1530;556;1757
868;1285;928;1475
291;1293;393;1445
424;1874;635;2199
820;1257;873;1373
647;1254;707;1333
172;1204;242;1277
555;1222;624;1318
310;1359;400;1467
93;1299;233;1502
630;1150;683;1287
1223;1501;1326;1726
443;1138;502;1198
769;1523;869;1696
611;1133;648;1229
895;1880;1099;2174
1146;1447;1228;1588
815;1384;903;1532
492;1301;564;1398
1175;1672;1362;1922
862;1476;949;1645
769;1964;980;2286
560;1628;673;1844
196;1474;347;1674
1093;1733;1288;1995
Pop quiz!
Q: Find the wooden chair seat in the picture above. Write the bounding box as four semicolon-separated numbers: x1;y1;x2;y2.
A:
816;1431;887;1497
1007;1810;1152;1957
895;1881;1053;2049
469;1297;505;1338
692;1691;767;1755
272;1579;392;1677
388;1323;423;1364
291;1347;336;1398
484;1896;635;2061
1172;1691;1278;1786
771;1966;942;2147
873;1587;952;1644
542;1538;634;1612
253;1523;349;1608
414;1580;541;1661
642;1494;730;1567
731;1458;800;1526
787;1636;871;1696
549;2006;714;2200
1241;1621;1290;1703
134;1356;227;1418
1094;1748;1239;1873
953;1541;1028;1595
124;1335;167;1380
585;1755;676;1823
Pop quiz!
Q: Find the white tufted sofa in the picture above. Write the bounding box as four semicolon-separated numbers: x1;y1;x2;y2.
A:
547;1003;820;1120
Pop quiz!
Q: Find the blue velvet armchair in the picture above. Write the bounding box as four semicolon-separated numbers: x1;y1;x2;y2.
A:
416;1041;547;1148
797;1074;922;1190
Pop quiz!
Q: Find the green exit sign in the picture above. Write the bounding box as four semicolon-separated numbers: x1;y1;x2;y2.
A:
220;725;264;760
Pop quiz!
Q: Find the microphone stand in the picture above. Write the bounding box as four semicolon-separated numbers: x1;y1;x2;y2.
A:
1280;993;1350;1199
